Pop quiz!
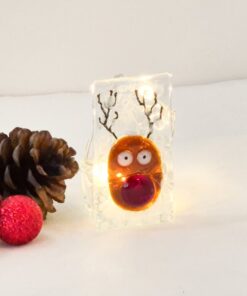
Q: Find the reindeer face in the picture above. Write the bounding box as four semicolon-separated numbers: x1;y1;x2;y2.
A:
108;135;163;211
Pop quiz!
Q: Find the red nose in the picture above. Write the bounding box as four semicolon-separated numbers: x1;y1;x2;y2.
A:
121;174;155;208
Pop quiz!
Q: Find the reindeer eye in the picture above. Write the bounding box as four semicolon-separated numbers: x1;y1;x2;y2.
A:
117;151;133;167
137;150;152;165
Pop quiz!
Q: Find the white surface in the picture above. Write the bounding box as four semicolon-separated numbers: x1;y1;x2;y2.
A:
0;79;247;295
0;0;247;94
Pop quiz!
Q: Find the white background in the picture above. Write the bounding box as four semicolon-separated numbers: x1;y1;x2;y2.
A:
0;0;247;94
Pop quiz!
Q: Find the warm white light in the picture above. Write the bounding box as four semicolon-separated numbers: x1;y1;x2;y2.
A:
138;85;155;104
116;172;122;178
116;172;126;182
93;162;108;185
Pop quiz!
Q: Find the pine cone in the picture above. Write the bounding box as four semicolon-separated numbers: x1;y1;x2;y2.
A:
0;127;79;218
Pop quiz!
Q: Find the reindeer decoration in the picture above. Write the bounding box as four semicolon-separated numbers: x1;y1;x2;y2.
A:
97;89;164;211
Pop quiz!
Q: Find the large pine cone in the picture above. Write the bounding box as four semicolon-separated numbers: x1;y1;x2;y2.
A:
0;127;79;218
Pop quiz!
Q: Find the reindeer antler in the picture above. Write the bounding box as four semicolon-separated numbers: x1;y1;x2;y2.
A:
97;90;119;139
135;90;164;138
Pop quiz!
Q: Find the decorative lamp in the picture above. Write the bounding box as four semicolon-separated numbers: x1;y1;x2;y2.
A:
82;73;175;229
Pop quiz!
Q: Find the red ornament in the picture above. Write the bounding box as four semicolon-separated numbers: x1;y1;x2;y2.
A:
121;174;155;208
0;195;43;246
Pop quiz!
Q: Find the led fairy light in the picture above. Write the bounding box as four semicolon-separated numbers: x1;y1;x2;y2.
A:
138;85;155;104
92;162;108;186
83;73;174;229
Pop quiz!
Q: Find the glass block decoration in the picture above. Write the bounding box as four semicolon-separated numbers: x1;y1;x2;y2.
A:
82;73;175;229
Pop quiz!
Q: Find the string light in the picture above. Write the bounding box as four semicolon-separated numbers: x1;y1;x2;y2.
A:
138;85;155;104
93;162;108;186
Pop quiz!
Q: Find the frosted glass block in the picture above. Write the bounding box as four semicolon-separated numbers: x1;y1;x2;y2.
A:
82;73;175;229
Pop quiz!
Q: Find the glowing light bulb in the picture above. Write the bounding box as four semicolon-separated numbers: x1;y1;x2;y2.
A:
138;85;155;104
116;172;126;182
93;162;108;185
121;176;126;182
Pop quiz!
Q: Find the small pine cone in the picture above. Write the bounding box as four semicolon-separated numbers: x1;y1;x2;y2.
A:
0;127;79;218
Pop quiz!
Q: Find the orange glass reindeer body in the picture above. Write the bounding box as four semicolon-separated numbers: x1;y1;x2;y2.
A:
108;135;162;211
97;89;164;211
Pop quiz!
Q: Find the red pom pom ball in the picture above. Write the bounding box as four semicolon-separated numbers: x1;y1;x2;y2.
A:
0;195;43;246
